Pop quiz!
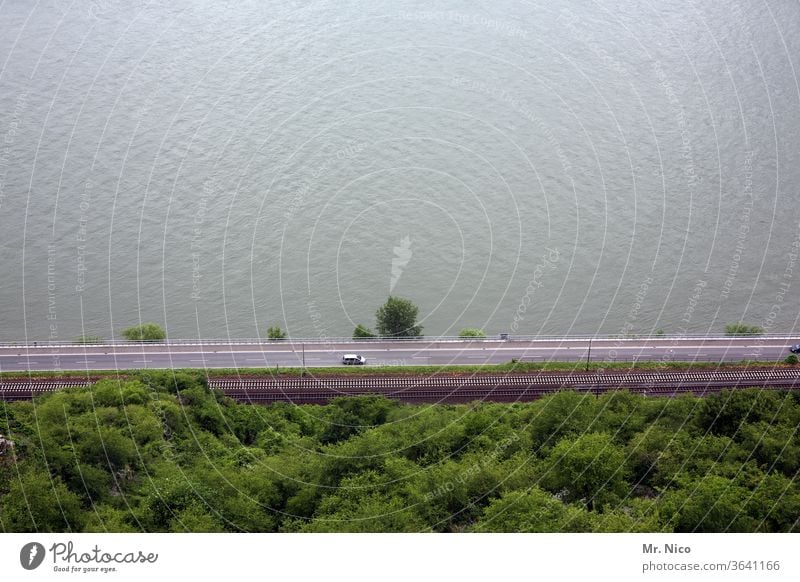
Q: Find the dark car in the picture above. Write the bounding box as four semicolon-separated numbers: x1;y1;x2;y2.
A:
790;345;800;354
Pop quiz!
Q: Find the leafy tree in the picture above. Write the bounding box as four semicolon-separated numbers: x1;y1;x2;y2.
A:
375;296;423;338
542;432;630;510
698;389;787;437
0;469;86;532
135;370;208;395
180;386;229;436
593;390;652;442
121;322;166;341
744;472;800;532
299;470;428;532
83;505;138;533
661;474;758;532
353;324;376;339
627;426;690;487
459;328;486;338
410;453;511;530
267;325;287;340
141;474;215;531
170;501;225;532
528;390;601;450
77;426;137;472
590;498;665;532
473;488;591;532
737;421;800;475
320;397;395;445
724;322;764;336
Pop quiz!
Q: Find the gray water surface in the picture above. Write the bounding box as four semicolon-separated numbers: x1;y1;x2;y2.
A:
1;0;799;341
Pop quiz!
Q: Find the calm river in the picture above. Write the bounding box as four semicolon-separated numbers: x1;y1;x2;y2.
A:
1;0;799;341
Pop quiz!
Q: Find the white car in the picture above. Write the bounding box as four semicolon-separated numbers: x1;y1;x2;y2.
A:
342;354;367;365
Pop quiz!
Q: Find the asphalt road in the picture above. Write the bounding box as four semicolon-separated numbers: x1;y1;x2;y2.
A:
0;337;796;372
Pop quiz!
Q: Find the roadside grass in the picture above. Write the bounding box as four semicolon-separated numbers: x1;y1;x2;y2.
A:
0;359;788;380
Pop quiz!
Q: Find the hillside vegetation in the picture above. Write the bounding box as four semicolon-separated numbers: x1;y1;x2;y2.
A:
1;372;798;532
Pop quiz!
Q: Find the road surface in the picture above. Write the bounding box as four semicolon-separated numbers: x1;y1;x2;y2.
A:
0;336;795;372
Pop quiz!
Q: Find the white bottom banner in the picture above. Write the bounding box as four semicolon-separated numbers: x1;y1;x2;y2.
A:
1;534;795;581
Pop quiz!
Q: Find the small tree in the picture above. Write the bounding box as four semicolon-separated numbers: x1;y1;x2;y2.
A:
725;322;764;336
121;323;166;342
459;328;486;338
267;326;287;340
785;355;798;365
353;324;376;339
75;335;104;344
375;296;423;338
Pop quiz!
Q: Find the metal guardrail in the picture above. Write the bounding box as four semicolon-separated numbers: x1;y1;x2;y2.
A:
1;333;798;348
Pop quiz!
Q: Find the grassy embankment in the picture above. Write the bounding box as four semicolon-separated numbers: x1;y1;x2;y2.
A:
0;359;791;380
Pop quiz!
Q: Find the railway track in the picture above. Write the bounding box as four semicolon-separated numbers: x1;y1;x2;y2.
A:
2;368;800;403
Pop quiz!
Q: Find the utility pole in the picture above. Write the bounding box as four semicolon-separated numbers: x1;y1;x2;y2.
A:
586;337;592;371
302;342;305;371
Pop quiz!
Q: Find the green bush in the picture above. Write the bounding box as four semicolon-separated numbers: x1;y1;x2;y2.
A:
266;326;287;340
353;324;376;339
724;322;764;336
75;335;104;344
785;355;798;365
121;323;166;342
458;328;486;338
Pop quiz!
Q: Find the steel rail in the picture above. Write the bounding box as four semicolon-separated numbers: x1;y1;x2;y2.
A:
3;369;800;403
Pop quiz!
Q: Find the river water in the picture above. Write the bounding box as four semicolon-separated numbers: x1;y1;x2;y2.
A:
1;0;799;342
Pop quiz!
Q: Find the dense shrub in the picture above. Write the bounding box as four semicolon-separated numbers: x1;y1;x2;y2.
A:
2;376;799;532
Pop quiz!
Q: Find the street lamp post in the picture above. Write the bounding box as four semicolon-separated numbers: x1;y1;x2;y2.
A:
586;338;592;371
